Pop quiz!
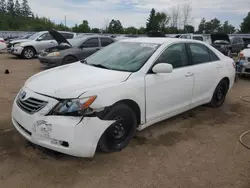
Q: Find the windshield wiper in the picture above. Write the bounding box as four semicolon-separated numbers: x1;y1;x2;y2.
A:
80;59;88;64
90;64;110;70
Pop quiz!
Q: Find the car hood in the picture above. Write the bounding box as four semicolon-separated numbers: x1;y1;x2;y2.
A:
211;34;230;43
10;39;31;44
49;29;71;46
25;62;131;99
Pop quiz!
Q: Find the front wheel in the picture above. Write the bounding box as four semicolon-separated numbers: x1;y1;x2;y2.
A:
22;47;36;59
208;80;228;108
98;103;137;152
62;56;77;65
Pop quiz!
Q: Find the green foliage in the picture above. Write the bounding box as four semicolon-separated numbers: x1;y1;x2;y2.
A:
197;17;235;34
240;12;250;33
78;20;90;33
108;19;123;34
91;28;100;33
184;25;194;33
124;26;137;34
0;0;6;12
21;0;31;17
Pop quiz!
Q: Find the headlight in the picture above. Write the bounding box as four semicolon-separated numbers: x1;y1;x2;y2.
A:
49;96;97;116
47;52;60;57
14;43;21;47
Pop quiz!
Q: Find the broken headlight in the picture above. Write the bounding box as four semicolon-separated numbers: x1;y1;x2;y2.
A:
49;96;97;116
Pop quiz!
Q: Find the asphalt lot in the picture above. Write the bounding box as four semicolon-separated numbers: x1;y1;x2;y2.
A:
1;52;250;188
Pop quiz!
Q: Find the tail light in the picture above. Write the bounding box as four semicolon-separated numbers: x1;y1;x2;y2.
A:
239;53;246;60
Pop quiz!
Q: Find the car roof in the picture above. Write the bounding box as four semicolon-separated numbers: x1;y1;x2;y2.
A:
119;37;203;45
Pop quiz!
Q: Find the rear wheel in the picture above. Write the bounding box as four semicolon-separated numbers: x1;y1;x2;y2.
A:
62;56;77;65
22;47;35;59
98;103;137;152
208;80;228;108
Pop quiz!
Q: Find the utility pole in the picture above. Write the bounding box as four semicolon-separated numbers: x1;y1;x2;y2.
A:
64;15;67;31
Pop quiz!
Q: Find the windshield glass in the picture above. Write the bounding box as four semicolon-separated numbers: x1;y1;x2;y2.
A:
28;32;43;40
83;41;160;72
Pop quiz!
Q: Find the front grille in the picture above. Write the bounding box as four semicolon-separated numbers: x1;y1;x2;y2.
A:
245;69;250;73
17;97;48;114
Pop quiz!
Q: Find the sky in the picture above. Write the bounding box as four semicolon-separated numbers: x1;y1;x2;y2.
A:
28;0;250;30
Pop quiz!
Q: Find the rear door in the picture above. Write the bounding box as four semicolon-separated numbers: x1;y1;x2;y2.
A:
79;37;100;59
187;43;221;107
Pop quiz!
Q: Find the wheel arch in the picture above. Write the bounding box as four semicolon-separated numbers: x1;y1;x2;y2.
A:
113;99;141;126
62;55;78;64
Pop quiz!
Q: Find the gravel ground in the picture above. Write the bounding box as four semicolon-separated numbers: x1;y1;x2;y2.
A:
1;52;250;188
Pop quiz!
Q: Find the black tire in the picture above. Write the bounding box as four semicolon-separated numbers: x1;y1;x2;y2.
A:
98;103;137;153
62;56;77;65
22;47;36;59
208;80;228;108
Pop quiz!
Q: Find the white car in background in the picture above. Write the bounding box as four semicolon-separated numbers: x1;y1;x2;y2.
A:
0;38;6;50
7;30;77;59
237;44;250;76
12;38;235;158
179;33;205;41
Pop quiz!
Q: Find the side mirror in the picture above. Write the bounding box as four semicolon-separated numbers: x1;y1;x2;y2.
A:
247;44;250;48
37;37;43;41
152;63;173;74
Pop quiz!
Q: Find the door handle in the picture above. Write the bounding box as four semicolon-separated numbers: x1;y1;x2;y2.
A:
185;72;194;77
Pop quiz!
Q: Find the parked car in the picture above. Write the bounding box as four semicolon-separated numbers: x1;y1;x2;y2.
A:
6;33;33;43
236;44;250;76
38;34;115;67
179;34;205;41
7;30;77;59
207;34;245;56
0;38;6;50
12;38;235;157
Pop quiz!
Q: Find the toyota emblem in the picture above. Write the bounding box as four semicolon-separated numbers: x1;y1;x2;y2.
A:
19;91;26;100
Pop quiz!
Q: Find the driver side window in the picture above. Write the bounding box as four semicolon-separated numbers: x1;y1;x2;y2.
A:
38;33;53;41
155;43;189;69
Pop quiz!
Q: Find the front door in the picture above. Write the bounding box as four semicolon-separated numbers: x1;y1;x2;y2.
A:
145;43;194;122
80;37;100;59
36;33;57;53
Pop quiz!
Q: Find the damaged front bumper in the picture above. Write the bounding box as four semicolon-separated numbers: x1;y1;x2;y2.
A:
11;87;114;157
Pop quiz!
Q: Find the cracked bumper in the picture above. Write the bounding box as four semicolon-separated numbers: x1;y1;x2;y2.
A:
12;46;24;55
12;88;114;158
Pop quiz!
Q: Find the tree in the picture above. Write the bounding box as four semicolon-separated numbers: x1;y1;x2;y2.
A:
91;28;100;33
182;4;192;31
170;6;180;28
124;26;137;34
0;0;6;12
72;24;78;32
78;20;90;32
221;21;235;34
138;27;146;34
155;12;170;32
21;0;31;17
240;12;250;33
6;0;14;15
108;19;123;34
146;8;159;32
184;25;194;33
14;0;21;16
197;18;206;33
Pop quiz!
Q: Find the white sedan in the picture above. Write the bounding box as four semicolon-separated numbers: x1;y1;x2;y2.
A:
12;37;235;157
0;38;6;50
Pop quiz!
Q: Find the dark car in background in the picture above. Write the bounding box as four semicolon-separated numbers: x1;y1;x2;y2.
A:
38;34;115;67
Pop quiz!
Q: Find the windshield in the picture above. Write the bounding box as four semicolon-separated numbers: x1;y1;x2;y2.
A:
83;41;160;72
69;37;88;47
28;32;43;40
